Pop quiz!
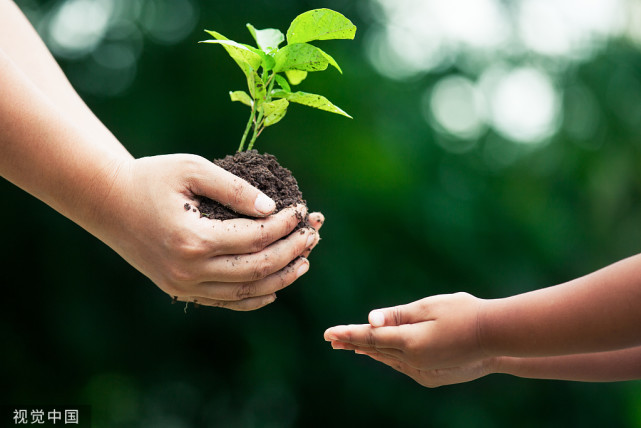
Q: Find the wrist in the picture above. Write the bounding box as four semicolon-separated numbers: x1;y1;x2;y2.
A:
487;355;509;375
481;356;506;376
476;297;499;359
74;153;134;242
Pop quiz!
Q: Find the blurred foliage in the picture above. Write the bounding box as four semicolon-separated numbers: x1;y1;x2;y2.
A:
2;0;641;427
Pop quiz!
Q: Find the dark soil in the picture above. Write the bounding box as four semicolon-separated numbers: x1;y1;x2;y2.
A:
197;150;309;227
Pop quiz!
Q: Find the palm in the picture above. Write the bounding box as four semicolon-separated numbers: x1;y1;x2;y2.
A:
364;352;492;388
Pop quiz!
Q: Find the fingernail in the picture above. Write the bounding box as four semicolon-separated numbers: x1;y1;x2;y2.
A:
306;230;316;248
326;334;338;341
370;310;385;327
296;259;309;278
254;193;275;215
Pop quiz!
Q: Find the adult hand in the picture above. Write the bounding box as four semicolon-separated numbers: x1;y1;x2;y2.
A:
96;154;322;311
324;293;490;383
0;4;323;312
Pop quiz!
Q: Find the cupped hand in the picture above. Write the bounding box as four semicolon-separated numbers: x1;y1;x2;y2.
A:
324;293;490;382
352;350;496;388
95;154;323;310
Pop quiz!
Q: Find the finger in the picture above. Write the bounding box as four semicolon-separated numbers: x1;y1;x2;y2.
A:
308;212;325;230
186;156;276;217
358;351;404;368
203;227;317;282
361;352;424;382
220;294;278;311
324;324;408;350
201;205;307;256
368;297;434;327
302;212;324;257
176;294;277;311
330;340;403;359
301;230;321;258
194;257;309;301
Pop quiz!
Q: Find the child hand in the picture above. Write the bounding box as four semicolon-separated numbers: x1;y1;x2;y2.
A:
324;293;491;381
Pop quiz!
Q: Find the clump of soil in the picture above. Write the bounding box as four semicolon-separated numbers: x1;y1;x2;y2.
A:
197;150;309;227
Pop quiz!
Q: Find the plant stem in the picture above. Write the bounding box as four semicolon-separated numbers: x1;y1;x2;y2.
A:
238;103;256;152
266;74;276;95
247;72;276;150
243;72;278;151
248;109;264;150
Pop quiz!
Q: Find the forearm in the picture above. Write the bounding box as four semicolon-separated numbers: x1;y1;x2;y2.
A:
0;1;135;239
0;0;130;159
494;346;641;382
481;254;641;357
0;48;130;236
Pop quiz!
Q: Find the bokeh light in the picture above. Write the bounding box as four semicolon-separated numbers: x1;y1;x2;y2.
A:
139;0;198;45
365;0;641;147
425;75;486;142
516;0;624;59
483;66;561;144
28;0;199;96
47;0;114;59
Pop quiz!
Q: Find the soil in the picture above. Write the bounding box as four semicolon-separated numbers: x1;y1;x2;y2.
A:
196;150;310;228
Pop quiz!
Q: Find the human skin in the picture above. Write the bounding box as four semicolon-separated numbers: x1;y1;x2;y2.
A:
0;0;323;310
325;254;641;386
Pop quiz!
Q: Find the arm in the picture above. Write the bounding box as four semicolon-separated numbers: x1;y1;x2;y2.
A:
334;347;641;388
0;0;129;158
0;46;125;231
495;347;641;382
1;1;322;310
481;254;641;357
324;255;641;383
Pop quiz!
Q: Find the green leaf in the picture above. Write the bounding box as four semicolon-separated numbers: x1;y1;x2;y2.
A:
286;8;357;45
230;90;253;107
245;65;266;102
246;24;285;54
285;70;308;85
317;46;342;73
261;99;289;126
273;74;291;92
272;90;351;118
242;43;275;71
262;54;276;71
273;43;330;73
201;30;262;77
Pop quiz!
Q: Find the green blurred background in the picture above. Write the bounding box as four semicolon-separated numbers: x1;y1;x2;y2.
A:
3;0;641;426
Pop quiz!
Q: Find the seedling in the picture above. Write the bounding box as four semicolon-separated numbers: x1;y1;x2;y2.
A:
200;8;356;152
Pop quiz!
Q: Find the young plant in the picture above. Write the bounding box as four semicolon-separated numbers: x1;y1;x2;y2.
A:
200;8;356;152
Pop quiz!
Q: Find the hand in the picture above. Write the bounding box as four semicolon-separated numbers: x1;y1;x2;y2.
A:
94;154;323;310
354;351;496;388
324;293;490;384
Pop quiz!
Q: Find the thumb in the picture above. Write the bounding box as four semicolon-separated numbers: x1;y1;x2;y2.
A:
368;308;399;327
369;298;430;327
188;156;276;217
